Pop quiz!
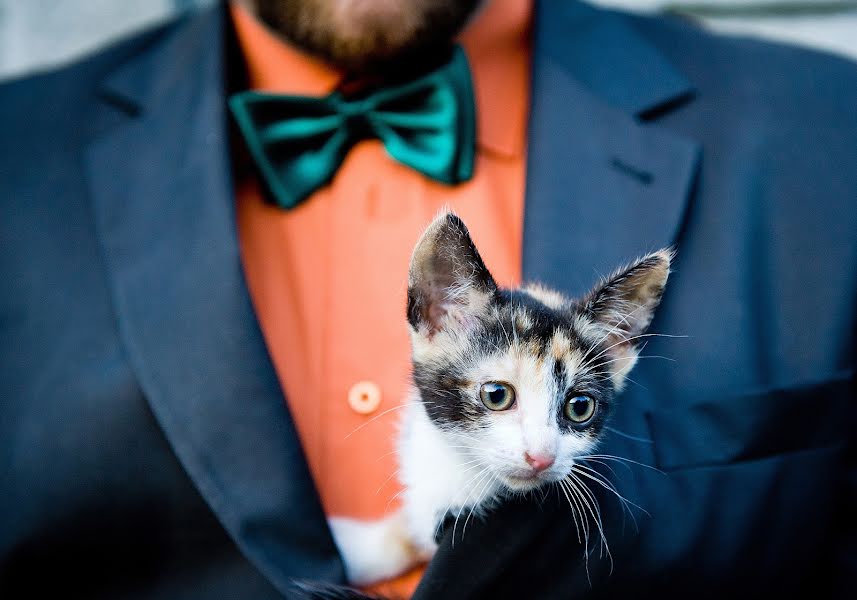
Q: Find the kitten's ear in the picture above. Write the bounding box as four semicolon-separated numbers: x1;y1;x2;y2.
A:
582;249;673;388
407;213;497;336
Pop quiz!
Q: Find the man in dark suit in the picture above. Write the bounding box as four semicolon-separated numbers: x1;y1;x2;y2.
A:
1;0;855;598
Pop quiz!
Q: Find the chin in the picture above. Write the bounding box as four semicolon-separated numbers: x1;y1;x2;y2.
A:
253;0;482;73
500;472;554;493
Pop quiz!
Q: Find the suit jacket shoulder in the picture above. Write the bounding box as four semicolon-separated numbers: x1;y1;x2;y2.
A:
630;10;857;135
630;9;857;290
0;15;183;169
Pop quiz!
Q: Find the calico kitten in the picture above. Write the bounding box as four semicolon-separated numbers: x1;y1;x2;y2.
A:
327;213;672;586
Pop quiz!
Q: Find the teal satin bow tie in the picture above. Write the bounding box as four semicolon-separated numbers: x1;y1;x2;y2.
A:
228;46;476;209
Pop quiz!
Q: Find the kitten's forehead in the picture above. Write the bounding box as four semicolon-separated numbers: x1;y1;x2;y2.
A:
519;283;569;311
488;289;597;359
412;287;598;374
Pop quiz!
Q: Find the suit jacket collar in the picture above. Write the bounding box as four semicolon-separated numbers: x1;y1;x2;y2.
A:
522;0;700;297
86;5;344;593
543;0;694;117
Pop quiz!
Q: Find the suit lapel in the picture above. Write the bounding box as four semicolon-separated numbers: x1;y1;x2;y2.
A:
84;6;343;591
523;0;701;296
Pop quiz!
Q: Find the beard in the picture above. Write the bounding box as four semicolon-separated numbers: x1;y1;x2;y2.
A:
250;0;483;75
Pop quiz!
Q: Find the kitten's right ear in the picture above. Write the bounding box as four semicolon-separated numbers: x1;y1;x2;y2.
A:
407;213;497;336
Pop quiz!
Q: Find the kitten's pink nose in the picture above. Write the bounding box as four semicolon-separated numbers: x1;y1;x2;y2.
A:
524;452;555;473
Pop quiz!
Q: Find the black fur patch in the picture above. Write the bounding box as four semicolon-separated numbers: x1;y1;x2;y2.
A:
413;365;481;427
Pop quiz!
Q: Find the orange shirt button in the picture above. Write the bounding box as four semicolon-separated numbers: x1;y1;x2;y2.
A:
348;381;382;415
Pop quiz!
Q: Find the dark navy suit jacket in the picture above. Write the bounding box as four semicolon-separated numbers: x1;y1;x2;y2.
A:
2;1;855;598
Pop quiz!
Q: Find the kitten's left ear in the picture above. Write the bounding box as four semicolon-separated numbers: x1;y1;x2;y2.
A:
407;213;497;336
582;249;673;388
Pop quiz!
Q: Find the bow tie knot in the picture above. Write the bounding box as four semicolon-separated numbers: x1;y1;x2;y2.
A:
230;46;477;209
332;94;389;141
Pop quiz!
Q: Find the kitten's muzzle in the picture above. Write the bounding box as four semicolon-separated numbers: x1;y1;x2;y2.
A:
502;453;559;490
524;452;555;473
502;469;557;491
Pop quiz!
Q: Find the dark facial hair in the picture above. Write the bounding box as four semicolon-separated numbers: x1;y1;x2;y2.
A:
250;0;483;75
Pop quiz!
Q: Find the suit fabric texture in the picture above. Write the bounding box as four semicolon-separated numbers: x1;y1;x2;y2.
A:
1;1;855;598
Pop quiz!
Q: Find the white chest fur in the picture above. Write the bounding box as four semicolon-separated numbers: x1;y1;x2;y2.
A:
328;395;500;585
397;396;503;551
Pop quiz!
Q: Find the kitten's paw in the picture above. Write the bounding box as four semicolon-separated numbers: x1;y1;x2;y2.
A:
328;512;423;586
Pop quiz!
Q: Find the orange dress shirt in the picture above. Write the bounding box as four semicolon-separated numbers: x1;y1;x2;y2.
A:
232;1;531;594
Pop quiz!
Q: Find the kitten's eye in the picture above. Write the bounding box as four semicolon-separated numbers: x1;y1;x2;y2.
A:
479;382;516;411
564;395;596;423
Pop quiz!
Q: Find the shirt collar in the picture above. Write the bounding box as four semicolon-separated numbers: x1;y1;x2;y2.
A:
230;0;532;159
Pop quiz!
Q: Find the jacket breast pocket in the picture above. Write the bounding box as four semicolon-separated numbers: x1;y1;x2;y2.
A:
645;370;854;471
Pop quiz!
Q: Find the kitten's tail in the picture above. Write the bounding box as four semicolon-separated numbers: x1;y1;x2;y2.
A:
290;581;390;600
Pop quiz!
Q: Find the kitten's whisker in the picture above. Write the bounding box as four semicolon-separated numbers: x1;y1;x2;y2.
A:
579;303;645;361
580;331;664;372
451;467;493;547
564;478;593;582
538;483;550;504
572;465;647;522
577;454;664;474
577;457;622;480
384;486;408;512
462;471;496;539
343;403;409;439
554;480;583;556
567;475;605;555
567;473;613;573
446;467;485;546
511;306;520;348
571;473;605;533
574;463;641;532
581;333;688;369
573;461;640;534
454;457;490;469
375;469;401;496
589;354;677;371
441;445;509;462
423;387;458;398
570;479;591;547
571;482;588;551
440;461;492;518
579;333;687;373
557;480;582;544
437;463;490;528
494;307;512;347
579;303;649;366
455;466;494;539
374;448;401;462
565;477;592;547
584;369;651;390
618;374;649;391
454;460;492;480
603;426;653;444
443;444;494;451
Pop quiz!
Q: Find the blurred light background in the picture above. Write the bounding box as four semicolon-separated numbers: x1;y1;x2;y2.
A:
0;0;855;81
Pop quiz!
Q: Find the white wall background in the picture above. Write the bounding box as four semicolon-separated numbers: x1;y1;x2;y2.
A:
0;0;183;80
0;0;855;81
594;0;857;60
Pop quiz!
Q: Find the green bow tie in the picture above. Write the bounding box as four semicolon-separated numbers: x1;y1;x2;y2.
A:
228;46;476;209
